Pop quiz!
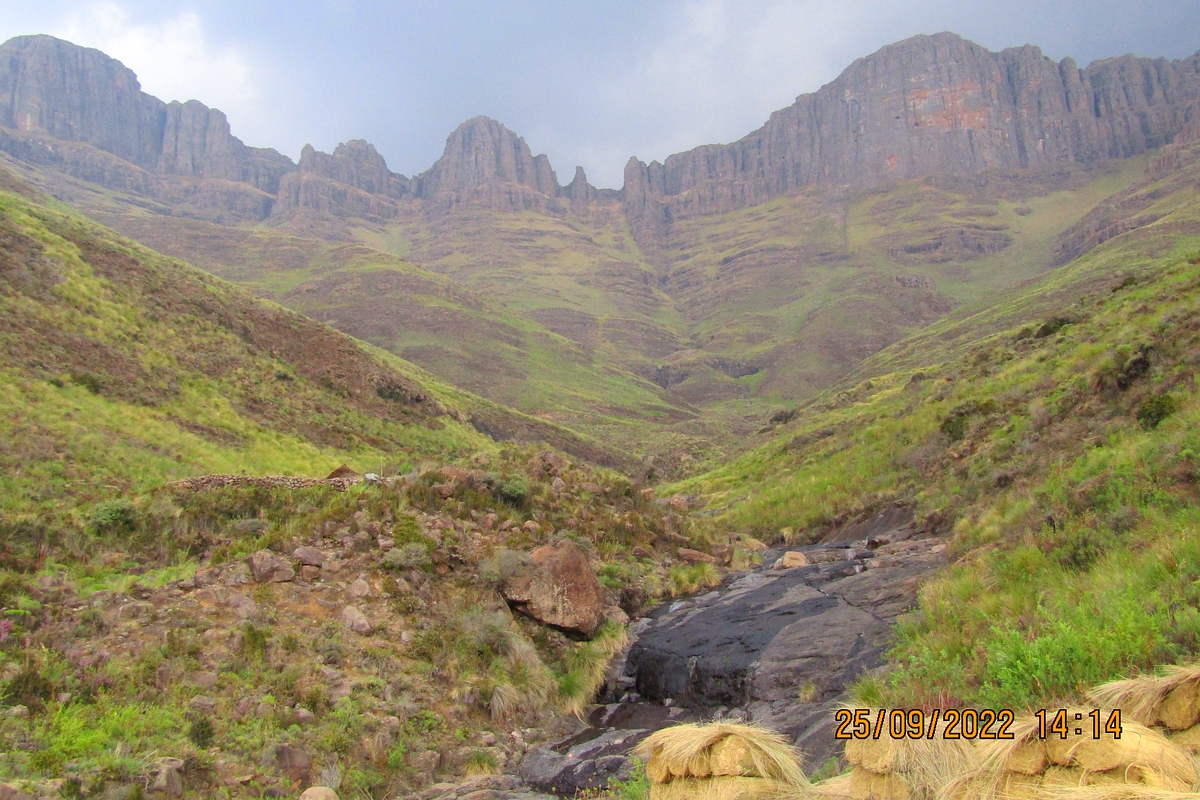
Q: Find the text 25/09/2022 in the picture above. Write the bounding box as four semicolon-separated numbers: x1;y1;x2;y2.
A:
834;708;1124;740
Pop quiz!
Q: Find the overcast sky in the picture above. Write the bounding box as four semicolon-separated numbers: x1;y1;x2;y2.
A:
2;1;1198;188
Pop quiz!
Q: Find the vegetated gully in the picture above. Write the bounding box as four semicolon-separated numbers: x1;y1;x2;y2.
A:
518;505;949;794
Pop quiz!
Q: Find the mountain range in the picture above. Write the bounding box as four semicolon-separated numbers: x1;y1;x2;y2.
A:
2;31;1198;468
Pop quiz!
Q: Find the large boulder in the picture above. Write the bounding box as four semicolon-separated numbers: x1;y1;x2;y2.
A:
501;540;605;638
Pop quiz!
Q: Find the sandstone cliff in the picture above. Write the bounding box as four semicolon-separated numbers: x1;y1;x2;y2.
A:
414;116;564;211
272;139;411;222
623;32;1200;231
0;35;292;196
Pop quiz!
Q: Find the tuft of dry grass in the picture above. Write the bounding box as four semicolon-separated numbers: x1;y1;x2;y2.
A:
941;710;1197;800
635;722;810;790
1089;664;1200;730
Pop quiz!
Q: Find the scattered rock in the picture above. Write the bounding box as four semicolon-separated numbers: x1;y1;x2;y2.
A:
300;565;321;581
116;600;153;622
677;548;716;565
152;758;184;797
293;706;316;724
275;745;313;781
409;749;441;784
0;784;35;800
346;578;371;601
522;520;541;534
551;477;566;492
234;519;267;534
501;540;605;638
299;788;340;800
188;695;216;712
772;551;809;569
340;605;372;635
193;568;218;587
7;705;28;718
580;482;602;494
220;563;252;586
246;550;295;583
189;671;219;689
293;546;327;567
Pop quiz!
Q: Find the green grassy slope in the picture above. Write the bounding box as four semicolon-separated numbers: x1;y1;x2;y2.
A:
668;135;1200;709
0;170;498;519
0;138;1148;466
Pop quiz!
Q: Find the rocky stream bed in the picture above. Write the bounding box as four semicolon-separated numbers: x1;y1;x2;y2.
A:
423;507;949;798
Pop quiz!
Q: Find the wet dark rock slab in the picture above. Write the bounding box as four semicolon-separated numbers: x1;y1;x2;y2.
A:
622;508;947;770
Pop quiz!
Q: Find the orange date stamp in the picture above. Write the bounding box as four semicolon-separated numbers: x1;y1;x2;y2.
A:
834;708;1124;740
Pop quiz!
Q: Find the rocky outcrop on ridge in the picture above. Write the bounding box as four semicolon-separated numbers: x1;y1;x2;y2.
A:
624;32;1200;233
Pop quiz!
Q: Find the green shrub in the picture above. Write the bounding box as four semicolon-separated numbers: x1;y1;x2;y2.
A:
187;717;215;748
69;372;103;394
240;623;269;661
1137;394;1179;430
3;668;55;709
87;500;138;537
1034;316;1073;338
494;477;530;509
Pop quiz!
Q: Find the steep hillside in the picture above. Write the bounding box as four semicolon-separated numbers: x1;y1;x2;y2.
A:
669;131;1200;709
0;167;580;518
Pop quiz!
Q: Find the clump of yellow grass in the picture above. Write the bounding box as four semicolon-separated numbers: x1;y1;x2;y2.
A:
841;710;979;800
634;722;812;800
1089;663;1200;755
938;709;1197;800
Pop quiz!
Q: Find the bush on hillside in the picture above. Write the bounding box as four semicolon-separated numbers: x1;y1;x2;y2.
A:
1138;394;1179;430
86;500;138;538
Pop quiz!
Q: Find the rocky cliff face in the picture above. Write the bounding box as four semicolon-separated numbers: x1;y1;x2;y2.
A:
415;116;563;211
624;32;1200;230
272;139;411;222
0;35;292;196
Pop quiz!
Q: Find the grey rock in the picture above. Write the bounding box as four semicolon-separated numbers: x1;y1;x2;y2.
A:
293;546;327;567
623;511;947;769
274;745;312;779
245;550;295;583
340;605;372;634
518;728;646;795
346;578;371;601
298;789;340;800
188;695;216;712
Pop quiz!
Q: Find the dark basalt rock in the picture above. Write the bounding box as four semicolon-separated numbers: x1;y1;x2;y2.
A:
621;508;947;770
